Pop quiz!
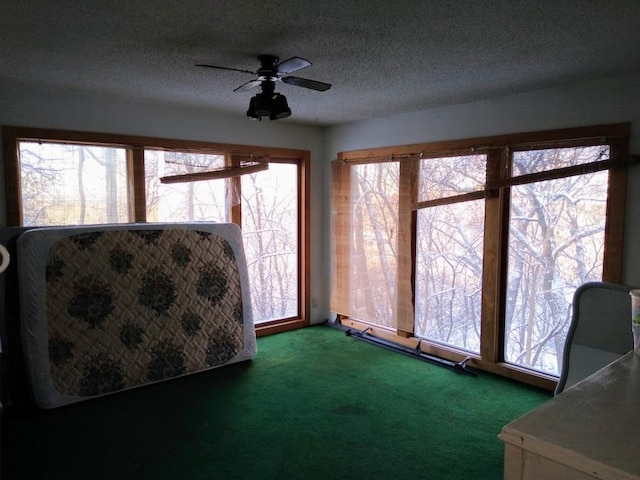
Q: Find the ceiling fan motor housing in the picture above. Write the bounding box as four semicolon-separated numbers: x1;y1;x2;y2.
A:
256;81;276;116
257;54;280;77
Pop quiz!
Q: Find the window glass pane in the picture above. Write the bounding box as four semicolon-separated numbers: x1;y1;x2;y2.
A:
242;163;298;323
418;154;486;201
512;145;609;176
144;150;227;222
504;169;608;376
18;141;128;225
415;200;484;353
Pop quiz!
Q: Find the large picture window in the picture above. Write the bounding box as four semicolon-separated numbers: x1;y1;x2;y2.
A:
332;124;630;388
3;126;310;336
504;147;611;375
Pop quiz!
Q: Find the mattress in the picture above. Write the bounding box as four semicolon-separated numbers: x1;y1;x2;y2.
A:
17;223;256;408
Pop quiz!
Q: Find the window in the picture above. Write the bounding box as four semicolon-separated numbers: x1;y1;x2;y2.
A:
3;126;310;335
504;146;610;375
332;124;630;389
16;142;129;225
241;162;299;322
415;154;487;354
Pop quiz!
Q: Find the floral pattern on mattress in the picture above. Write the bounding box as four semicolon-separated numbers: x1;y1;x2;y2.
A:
44;229;244;397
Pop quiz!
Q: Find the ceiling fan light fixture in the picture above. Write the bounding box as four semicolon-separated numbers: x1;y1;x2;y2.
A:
270;93;291;120
247;91;291;121
246;95;260;120
255;91;273;117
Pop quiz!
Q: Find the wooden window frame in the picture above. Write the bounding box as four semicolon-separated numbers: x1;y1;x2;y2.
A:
334;123;631;390
2;125;310;337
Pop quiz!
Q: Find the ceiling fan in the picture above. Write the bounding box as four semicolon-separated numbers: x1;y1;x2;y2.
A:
196;54;331;121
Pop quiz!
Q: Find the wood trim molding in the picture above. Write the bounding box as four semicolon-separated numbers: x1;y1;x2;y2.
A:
603;141;629;283
299;152;311;331
337;123;630;162
5;125;310;160
255;318;308;337
2;126;22;225
129;147;147;222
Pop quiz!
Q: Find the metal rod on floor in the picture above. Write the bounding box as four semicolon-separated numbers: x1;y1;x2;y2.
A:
344;328;476;377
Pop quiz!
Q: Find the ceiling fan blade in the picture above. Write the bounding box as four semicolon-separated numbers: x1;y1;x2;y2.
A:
281;76;332;91
234;79;262;92
196;64;256;75
276;57;311;74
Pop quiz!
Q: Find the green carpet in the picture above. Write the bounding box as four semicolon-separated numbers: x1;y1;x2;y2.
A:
2;325;550;479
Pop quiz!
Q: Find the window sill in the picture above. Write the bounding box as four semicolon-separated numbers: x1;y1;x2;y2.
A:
255;317;309;337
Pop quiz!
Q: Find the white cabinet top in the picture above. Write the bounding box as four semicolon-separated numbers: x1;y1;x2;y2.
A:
500;351;640;480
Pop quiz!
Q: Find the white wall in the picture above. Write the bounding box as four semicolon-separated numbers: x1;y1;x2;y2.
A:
0;84;329;322
324;73;640;287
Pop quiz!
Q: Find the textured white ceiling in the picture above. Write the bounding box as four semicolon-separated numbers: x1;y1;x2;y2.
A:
1;0;640;126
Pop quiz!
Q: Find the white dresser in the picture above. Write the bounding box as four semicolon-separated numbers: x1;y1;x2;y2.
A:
499;351;640;480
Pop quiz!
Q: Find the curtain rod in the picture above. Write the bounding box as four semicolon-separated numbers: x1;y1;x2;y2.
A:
159;161;268;184
335;152;639;166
